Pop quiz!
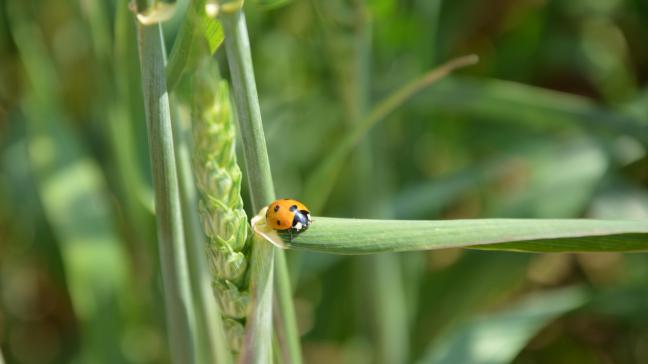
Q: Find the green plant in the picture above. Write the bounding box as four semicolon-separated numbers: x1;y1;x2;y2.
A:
133;1;198;361
137;1;648;361
3;0;648;363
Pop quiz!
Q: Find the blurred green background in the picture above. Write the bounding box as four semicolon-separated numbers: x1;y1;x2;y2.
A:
2;0;648;363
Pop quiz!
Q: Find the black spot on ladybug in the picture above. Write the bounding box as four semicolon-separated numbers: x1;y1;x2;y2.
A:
274;205;280;212
289;205;298;212
277;220;281;226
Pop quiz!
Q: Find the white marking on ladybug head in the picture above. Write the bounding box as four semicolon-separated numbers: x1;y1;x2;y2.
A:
307;214;312;222
294;222;303;230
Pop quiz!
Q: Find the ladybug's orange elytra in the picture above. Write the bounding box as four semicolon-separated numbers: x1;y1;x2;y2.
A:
266;199;312;239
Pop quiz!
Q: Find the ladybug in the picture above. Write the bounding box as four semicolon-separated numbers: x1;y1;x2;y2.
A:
266;199;312;240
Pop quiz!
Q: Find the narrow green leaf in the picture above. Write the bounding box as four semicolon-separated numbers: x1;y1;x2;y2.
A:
220;9;279;363
363;254;409;364
220;7;302;361
304;55;478;212
285;218;648;254
203;16;225;54
167;0;224;91
273;251;303;364
136;17;196;363
420;77;648;142
389;160;505;219
243;234;275;363
254;0;293;10
419;287;588;364
221;11;275;211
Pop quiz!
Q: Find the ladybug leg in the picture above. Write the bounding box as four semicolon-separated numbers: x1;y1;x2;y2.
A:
289;229;293;242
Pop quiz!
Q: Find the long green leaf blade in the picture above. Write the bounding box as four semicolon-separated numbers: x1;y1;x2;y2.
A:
166;0;224;91
134;6;196;361
304;55;478;212
422;77;648;142
220;9;280;363
285;218;648;254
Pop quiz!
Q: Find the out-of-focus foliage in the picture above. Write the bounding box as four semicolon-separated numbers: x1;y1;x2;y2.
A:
1;0;648;363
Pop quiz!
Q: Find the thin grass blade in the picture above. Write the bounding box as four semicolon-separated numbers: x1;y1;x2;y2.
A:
285;217;648;253
304;55;478;212
273;251;303;364
166;0;224;91
134;4;197;361
420;77;648;142
220;9;278;363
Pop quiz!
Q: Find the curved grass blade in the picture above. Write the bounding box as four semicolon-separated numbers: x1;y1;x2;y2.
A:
418;287;588;364
254;0;293;10
220;7;302;359
388;160;506;219
304;55;479;212
166;0;224;91
284;217;648;254
220;9;279;363
419;77;648;143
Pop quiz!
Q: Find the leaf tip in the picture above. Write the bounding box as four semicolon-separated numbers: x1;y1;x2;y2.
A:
252;206;287;249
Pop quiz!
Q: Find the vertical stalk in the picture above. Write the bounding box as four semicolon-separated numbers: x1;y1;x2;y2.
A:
274;251;303;364
111;0;153;250
134;1;196;361
220;7;302;363
220;11;275;210
220;9;276;363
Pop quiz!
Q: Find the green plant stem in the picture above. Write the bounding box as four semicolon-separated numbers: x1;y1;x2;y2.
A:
172;101;232;364
135;15;196;364
274;251;303;364
368;254;408;364
221;9;303;361
220;9;279;363
112;0;153;246
220;12;274;210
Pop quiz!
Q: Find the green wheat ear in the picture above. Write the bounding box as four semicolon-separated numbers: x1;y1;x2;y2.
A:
192;63;249;354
